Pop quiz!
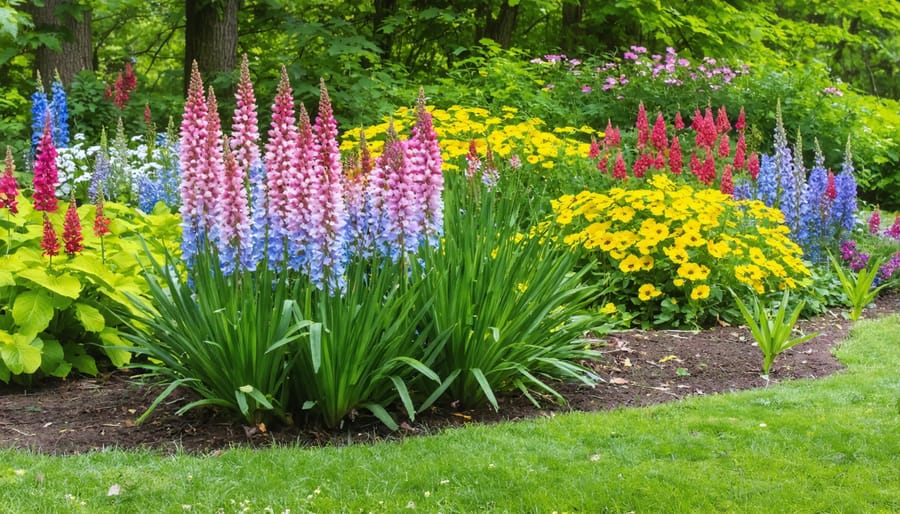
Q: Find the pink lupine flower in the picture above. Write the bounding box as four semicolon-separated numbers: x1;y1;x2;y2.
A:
668;135;683;175
632;152;653;178
748;152;760;181
733;132;746;170
715;106;731;133
636;101;649;150
216;142;251;258
650;112;668;152
612;151;628;180
33;114;59;213
408;87;444;239
204;86;227;228
825;171;836;199
588;137;600;159
700;150;717;185
674;111;685;131
735;107;746;131
230;53;262;175
718;133;731;159
264;66;301;237
597;155;608;173
868;208;881;234
720;165;734;195
1;146;19;215
690;151;701;179
690;108;703;131
604;120;621;147
179;61;210;224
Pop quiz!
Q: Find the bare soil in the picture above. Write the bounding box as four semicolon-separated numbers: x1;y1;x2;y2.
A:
2;293;898;455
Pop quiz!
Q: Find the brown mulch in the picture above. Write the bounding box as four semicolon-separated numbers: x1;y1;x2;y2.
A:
2;293;899;455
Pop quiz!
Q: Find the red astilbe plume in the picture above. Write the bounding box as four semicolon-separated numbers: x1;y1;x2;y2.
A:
636;102;650;150
231;53;262;175
748;152;760;180
733;132;747;170
33;114;59;212
650;112;668;152
674;111;685;131
715;106;731;133
668;135;683;175
735;107;746;131
613;151;628;180
40;213;60;258
718;133;731;159
720;165;734;195
1;146;19;214
62;195;84;256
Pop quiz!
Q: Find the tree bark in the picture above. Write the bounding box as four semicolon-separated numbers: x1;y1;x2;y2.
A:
372;0;398;61
184;0;239;95
560;0;587;53
476;1;519;49
24;0;93;88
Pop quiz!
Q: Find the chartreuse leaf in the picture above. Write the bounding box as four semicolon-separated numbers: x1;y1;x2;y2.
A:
0;270;13;287
74;303;105;333
0;333;42;375
64;343;98;376
12;290;55;335
16;268;83;299
38;338;71;377
99;328;132;368
66;254;117;289
0;360;9;383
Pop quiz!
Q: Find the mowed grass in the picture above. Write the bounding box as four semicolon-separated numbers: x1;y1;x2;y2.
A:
1;315;898;513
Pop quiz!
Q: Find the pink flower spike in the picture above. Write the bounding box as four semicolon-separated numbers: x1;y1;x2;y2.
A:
33;113;59;213
0;146;19;215
179;61;209;225
264;65;301;236
736;107;746;131
230;53;262;175
674;111;685;131
636;102;649;150
650;112;668;152
62;195;84;256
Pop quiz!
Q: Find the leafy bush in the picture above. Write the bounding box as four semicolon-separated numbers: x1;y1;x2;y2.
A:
419;172;603;410
554;174;812;328
0;196;180;385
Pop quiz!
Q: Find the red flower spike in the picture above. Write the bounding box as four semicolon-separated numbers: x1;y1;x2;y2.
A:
668;135;683;175
589;136;600;159
650;112;668;152
41;213;60;257
604;120;621;147
613;151;628;180
701;150;717;185
748;152;760;181
632;152;653;178
690;108;703;131
720;164;734;195
597;155;608;173
93;196;111;237
690;151;701;178
33;114;59;213
733;132;746;170
62;196;84;256
718;133;731;159
715;106;731;133
735;107;746;131
825;171;836;200
674;111;685;131
636;102;649;150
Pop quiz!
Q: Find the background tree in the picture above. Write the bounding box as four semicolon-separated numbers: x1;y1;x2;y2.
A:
21;0;92;87
184;0;239;94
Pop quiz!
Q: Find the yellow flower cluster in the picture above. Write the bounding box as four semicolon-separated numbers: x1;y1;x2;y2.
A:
553;174;810;309
340;105;596;171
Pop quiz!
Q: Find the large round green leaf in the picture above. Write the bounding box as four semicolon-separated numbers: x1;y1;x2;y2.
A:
16;268;83;299
12;290;54;336
74;303;105;333
0;334;42;375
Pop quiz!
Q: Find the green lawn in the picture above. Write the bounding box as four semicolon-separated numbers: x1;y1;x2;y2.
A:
2;315;898;513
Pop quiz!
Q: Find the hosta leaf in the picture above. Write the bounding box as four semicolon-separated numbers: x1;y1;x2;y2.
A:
12;290;54;335
74;303;105;333
17;268;83;299
99;328;132;367
39;338;65;375
66;254;117;289
0;334;42;375
0;360;9;383
64;343;98;376
0;270;13;287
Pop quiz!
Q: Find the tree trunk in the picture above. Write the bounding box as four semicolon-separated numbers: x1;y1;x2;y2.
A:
184;0;239;95
477;1;519;49
24;0;93;88
560;0;587;53
373;0;398;61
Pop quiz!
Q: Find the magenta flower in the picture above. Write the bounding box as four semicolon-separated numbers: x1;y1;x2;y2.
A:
204;86;227;228
264;66;302;248
1;146;19;215
179;61;210;229
216;143;251;272
33;113;59;213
